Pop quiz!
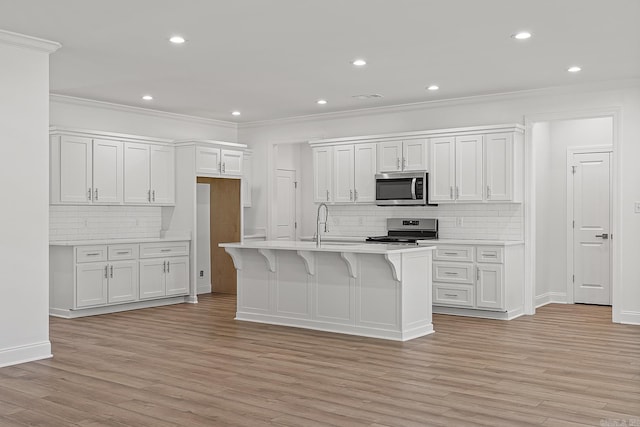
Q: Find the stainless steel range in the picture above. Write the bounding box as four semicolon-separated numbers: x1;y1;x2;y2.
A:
366;218;438;244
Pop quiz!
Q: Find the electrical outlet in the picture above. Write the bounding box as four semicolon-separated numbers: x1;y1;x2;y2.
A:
199;270;204;277
456;217;464;227
635;202;640;213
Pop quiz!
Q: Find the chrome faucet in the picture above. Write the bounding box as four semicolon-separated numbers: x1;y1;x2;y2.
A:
316;203;329;247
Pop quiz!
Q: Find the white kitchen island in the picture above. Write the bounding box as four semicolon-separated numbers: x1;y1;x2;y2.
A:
220;241;435;341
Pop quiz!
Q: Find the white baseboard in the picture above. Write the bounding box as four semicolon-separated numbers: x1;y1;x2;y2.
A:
0;341;52;368
197;282;212;295
535;292;568;308
619;310;640;325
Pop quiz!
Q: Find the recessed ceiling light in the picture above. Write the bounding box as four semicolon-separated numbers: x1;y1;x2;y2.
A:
169;35;186;44
352;59;367;67
142;95;153;101
317;99;327;105
567;66;582;73
231;111;241;116
427;85;439;91
512;31;532;40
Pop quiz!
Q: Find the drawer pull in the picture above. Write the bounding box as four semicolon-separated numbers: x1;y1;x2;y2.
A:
444;272;458;275
160;249;171;252
443;252;458;255
116;251;129;255
483;254;497;257
444;293;458;297
86;253;101;256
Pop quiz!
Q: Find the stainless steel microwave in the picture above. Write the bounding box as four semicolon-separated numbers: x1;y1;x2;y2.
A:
375;171;437;206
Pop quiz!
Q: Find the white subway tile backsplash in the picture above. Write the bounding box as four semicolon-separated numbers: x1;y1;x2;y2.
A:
49;206;162;241
322;203;523;241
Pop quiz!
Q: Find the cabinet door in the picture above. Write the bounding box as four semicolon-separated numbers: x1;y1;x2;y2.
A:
124;142;151;204
92;139;123;204
76;262;108;307
403;139;428;171
429;137;455;202
165;256;189;296
354;143;376;203
108;260;138;304
150;145;175;205
312;146;333;203
476;264;504;310
196;146;221;176
484;133;513;201
242;152;252;207
60;136;92;204
139;259;166;299
455;135;483;201
377;141;402;172
221;149;243;176
333;145;355;203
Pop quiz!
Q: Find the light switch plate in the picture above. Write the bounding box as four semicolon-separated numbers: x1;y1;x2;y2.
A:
635;202;640;213
456;217;464;227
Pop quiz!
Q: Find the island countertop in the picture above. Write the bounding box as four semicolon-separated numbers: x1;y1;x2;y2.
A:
220;240;435;254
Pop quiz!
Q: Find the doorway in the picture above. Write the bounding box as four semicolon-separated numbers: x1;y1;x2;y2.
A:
196;177;241;294
568;149;612;305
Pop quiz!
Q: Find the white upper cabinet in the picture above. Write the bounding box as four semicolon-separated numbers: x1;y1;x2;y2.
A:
195;146;243;177
377;139;427;172
353;143;377;203
333;145;355;203
221;149;243;176
484;132;522;202
455;135;484;201
313;146;333;203
242;151;253;207
52;135;123;205
124;142;151;204
429;137;456;202
150;145;175;204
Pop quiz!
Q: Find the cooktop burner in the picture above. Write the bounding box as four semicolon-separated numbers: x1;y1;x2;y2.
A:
366;218;438;244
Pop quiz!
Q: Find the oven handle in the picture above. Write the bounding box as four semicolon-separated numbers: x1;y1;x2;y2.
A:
411;178;417;200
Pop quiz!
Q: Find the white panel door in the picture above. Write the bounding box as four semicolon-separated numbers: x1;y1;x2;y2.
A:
124;142;151;204
429;137;455;202
573;152;611;305
333;145;355;203
403;139;428;171
165;256;190;296
92;139;123;204
455;135;483;201
196;146;221;176
377;141;402;172
76;262;108;307
354;143;376;203
139;259;166;299
484;133;513;201
275;169;297;240
60;136;92;204
221;149;243;176
242;152;253;207
150;145;175;205
108;260;138;304
476;264;504;310
312;147;333;203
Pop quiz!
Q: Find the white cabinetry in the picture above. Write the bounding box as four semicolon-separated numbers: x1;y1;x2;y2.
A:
333;145;355;203
196;146;243;177
432;243;524;319
484;132;523;202
51;135;123;204
242;151;253;207
50;240;190;318
124;143;175;205
377;139;427;172
313;146;333;203
429;135;483;203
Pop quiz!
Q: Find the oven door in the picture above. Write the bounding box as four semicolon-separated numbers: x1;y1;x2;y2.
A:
375;171;428;205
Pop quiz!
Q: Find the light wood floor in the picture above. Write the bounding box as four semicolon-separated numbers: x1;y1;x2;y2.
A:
0;295;638;427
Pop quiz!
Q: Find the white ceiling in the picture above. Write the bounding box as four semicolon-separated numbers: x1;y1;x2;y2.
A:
0;0;638;123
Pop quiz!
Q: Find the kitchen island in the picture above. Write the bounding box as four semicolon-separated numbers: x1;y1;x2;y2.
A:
220;241;435;341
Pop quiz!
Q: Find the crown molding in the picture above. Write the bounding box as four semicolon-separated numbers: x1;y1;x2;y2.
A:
50;94;238;130
174;139;247;149
238;78;640;130
0;29;61;53
49;126;174;144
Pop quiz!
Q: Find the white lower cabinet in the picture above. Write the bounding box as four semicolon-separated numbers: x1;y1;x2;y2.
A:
50;241;190;318
432;243;524;319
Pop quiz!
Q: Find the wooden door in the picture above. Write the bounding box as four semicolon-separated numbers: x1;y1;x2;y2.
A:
198;177;241;294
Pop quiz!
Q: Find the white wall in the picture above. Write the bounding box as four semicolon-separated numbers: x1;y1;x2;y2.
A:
196;183;211;294
238;81;640;324
533;122;552;302
0;32;59;367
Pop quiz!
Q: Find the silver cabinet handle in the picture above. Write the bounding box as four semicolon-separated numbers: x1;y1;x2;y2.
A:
450;186;454;199
94;188;99;200
86;252;100;256
350;189;353;201
595;233;609;239
218;162;221;172
104;265;108;279
222;162;226;173
486;186;491;199
88;188;92;200
167;261;170;273
483;253;497;258
403;157;407;169
116;251;128;255
326;190;329;201
354;189;358;201
110;265;113;278
148;189;151;202
163;261;166;273
152;190;155;202
160;248;171;252
476;267;480;280
455;186;459;199
444;294;458;298
443;252;457;256
396;157;400;169
444;272;458;275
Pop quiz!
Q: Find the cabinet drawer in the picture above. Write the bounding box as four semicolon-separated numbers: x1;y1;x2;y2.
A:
433;283;474;307
108;244;139;261
139;241;189;258
476;246;504;263
76;246;108;263
433;262;474;284
433;246;474;262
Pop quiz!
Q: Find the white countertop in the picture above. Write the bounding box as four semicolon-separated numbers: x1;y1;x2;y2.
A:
220;240;435;254
49;237;191;246
299;236;523;246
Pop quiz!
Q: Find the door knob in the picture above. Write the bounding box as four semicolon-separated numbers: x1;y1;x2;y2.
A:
595;233;609;239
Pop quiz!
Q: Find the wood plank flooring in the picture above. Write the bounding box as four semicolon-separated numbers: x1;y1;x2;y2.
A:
0;295;638;426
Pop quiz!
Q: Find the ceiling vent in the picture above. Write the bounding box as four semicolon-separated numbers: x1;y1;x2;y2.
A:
352;94;384;100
